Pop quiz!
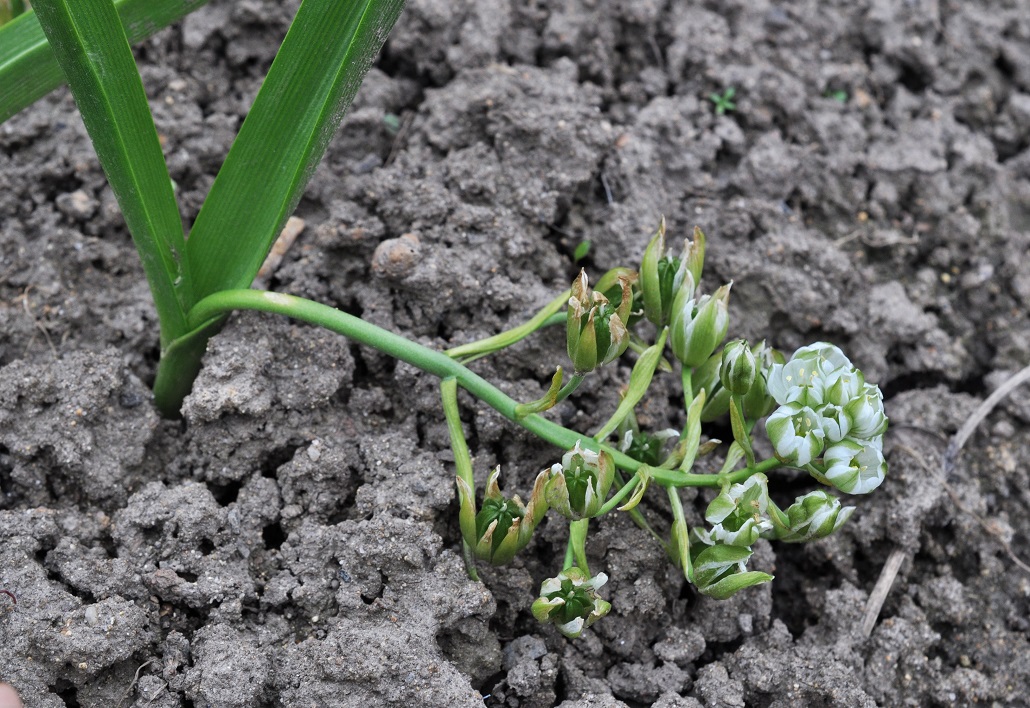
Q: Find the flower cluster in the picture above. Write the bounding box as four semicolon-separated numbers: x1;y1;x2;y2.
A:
765;343;888;494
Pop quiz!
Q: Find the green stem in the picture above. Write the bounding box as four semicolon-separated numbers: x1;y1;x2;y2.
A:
554;373;585;405
569;519;590;574
186;289;779;488
598;473;638;515
562;533;575;571
444;290;570;362
440;378;472;485
441;377;479;582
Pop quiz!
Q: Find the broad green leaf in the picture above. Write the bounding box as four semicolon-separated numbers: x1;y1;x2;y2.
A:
32;0;192;346
0;0;210;124
185;0;406;302
692;543;773;599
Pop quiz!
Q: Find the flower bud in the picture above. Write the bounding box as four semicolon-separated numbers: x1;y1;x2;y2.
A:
456;466;549;565
640;219;698;327
669;283;731;369
531;567;612;638
704;473;773;548
545;442;615;520
720;339;756;396
765;402;826;466
772;491;855;542
740;341;785;419
817;438;887;495
566;270;633;374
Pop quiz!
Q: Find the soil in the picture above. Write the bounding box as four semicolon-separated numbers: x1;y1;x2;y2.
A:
2;0;1030;706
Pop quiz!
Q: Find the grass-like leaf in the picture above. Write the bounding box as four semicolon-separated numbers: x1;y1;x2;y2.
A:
32;0;192;346
0;0;210;124
185;0;405;302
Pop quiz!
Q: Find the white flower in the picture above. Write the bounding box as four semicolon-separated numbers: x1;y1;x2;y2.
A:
820;439;887;494
765;402;826;466
845;384;888;440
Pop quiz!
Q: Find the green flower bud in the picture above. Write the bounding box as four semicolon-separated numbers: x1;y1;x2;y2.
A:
531;567;611;638
456;466;549;565
720;339;756;396
817;438;886;495
704;473;772;547
566;270;633;374
640;218;699;327
669;283;731;369
772;491;855;542
740;341;786;420
546;442;615;520
765;402;826;466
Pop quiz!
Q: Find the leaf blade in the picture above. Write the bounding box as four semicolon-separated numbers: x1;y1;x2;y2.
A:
32;0;191;344
185;0;405;301
0;0;210;124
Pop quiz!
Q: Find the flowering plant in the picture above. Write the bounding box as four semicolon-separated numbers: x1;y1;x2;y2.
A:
440;220;888;637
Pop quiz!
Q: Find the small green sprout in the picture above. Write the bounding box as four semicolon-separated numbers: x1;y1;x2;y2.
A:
825;88;849;103
382;112;401;135
709;86;737;115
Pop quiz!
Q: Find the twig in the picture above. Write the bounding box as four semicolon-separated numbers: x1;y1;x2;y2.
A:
19;285;57;358
945;363;1030;472
861;548;907;638
0;589;15;605
896;442;1030;576
119;658;156;708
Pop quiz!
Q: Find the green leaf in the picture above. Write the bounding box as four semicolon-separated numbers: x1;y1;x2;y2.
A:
702;571;774;600
573;240;591;262
692;543;773;599
185;0;405;303
617;465;652;512
0;0;210;124
32;0;192;347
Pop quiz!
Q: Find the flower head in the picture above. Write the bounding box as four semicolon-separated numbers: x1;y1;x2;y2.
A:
532;567;612;638
704;473;773;547
456;466;548;565
669;282;731;368
817;439;887;495
566;270;634;374
545;441;615;520
640;219;703;327
772;490;854;542
765;402;826;466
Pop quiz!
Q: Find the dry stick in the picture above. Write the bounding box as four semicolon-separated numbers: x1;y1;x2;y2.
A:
942;362;1030;575
861;547;907;639
861;365;1030;640
945;363;1030;471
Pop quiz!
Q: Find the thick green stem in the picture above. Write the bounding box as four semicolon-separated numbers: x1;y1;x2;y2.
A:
185;289;779;488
